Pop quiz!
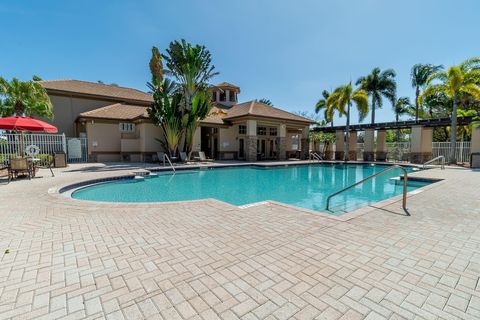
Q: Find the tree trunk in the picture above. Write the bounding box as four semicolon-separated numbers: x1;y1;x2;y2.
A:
371;95;376;125
449;96;458;164
14;102;24;117
344;102;351;162
395;113;400;142
415;86;420;122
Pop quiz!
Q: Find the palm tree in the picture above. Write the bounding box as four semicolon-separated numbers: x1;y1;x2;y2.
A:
147;47;185;157
0;77;53;118
411;63;443;120
393;97;411;123
162;40;217;153
421;57;480;164
390;96;411;142
315;90;336;127
163;39;218;112
356;67;396;125
326;83;369;161
258;98;273;106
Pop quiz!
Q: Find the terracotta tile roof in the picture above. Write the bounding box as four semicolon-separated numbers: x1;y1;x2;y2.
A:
39;80;153;104
200;106;229;125
223;100;314;124
212;82;241;93
78;103;149;120
215;82;240;89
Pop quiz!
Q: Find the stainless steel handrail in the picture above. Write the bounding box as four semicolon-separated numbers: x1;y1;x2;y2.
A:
163;154;176;173
422;155;445;170
310;152;322;161
326;165;408;212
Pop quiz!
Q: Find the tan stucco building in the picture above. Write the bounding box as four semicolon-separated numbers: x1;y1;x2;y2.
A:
40;80;313;162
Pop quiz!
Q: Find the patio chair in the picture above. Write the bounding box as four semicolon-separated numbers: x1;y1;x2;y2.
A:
179;152;188;163
194;151;213;162
8;158;33;182
156;151;165;163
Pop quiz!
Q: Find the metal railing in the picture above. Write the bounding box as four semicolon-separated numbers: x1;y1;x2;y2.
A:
163;154;176;173
326;165;409;212
422;155;445;170
309;152;322;161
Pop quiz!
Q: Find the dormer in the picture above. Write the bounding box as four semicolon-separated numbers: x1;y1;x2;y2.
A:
210;82;241;107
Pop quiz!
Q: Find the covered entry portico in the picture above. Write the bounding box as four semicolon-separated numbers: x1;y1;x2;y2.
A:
193;100;314;161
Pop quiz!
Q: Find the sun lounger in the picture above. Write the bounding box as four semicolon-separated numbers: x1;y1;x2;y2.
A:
194;151;213;162
180;152;188;162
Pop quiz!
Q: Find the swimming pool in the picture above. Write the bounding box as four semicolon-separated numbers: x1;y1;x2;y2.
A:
71;164;431;215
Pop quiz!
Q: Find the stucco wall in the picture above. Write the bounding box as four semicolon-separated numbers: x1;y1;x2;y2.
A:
47;95;116;136
138;123;164;152
219;125;238;152
86;122;121;154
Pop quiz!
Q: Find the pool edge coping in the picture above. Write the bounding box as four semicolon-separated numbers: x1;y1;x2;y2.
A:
48;162;443;221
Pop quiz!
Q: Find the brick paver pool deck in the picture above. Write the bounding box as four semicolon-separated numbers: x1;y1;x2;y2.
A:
0;162;479;319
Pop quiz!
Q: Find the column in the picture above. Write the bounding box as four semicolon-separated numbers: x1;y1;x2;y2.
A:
335;130;345;160
300;125;310;160
192;127;201;152
324;141;333;160
470;124;480;168
376;129;387;161
246;119;257;162
277;123;287;160
410;125;433;163
363;128;375;161
216;91;220;102
348;130;357;160
225;90;230;102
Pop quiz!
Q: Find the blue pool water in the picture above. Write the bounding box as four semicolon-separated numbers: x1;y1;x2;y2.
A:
71;164;430;215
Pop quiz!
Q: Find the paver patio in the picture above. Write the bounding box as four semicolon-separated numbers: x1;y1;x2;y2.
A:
0;163;479;319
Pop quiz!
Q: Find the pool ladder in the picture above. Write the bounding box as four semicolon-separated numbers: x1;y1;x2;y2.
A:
309;152;323;161
422;156;445;170
163;154;176;173
325;165;409;213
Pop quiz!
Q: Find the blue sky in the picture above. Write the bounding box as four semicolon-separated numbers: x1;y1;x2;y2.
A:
1;0;479;124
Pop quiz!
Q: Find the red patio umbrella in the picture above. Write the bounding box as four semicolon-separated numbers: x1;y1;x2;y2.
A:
0;116;58;133
0;116;58;158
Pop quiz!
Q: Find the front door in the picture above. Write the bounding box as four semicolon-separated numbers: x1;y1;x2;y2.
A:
239;138;245;159
257;139;266;160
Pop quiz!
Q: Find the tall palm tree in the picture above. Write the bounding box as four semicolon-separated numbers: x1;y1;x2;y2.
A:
258;98;273;106
411;63;443;120
356;67;396;125
162;40;217;153
315;90;335;126
421;57;480;164
0;77;53;118
326;83;369;161
393;97;411;122
162;39;218;112
147;48;185;157
391;96;411;142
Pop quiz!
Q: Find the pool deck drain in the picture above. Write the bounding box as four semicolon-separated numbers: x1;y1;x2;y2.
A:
0;161;479;320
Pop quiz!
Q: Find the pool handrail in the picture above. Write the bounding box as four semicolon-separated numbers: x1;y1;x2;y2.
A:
163;154;176;173
422;155;445;170
325;164;408;213
309;152;322;161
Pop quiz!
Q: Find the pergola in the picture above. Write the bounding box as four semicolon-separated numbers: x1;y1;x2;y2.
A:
311;116;480;165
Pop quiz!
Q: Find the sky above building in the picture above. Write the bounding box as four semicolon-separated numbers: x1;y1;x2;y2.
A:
1;0;479;124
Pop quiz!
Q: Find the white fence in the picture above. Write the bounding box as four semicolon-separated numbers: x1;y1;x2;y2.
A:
66;137;88;163
432;141;471;163
311;140;472;163
0;133;88;165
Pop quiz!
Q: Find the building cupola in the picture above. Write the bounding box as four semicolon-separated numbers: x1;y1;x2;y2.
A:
210;82;240;107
